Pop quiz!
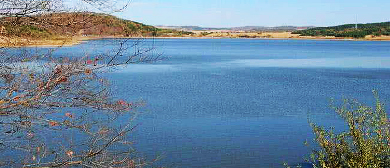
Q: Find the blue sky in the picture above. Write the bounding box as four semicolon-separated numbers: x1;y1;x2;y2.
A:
78;0;390;27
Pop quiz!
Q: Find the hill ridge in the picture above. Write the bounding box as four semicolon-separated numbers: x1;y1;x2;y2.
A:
292;21;390;38
0;12;190;39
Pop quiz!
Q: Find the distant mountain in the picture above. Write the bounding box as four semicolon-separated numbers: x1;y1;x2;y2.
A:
155;25;315;32
292;22;390;38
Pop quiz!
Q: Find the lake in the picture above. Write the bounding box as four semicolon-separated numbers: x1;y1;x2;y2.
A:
34;39;390;167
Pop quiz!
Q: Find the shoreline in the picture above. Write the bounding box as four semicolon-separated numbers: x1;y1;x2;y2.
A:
84;35;390;41
2;35;390;48
0;36;103;48
86;35;390;42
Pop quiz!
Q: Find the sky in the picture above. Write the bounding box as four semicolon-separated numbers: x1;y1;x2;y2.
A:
73;0;390;27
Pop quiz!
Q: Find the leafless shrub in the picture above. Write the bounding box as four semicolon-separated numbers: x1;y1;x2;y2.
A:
0;0;160;167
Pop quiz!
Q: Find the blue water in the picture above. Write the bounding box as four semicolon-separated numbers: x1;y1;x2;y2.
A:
23;39;390;167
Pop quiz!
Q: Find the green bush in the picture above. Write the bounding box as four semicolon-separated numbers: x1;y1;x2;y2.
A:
201;32;212;36
5;25;52;38
305;92;390;168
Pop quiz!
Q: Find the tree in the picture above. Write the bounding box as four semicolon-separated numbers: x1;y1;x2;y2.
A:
308;92;389;168
285;92;389;168
0;0;158;167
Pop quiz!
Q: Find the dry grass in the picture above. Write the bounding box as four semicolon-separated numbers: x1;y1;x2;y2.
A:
191;31;390;40
190;31;300;38
0;36;101;47
364;35;390;41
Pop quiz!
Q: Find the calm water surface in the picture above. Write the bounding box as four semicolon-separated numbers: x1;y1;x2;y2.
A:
34;39;390;167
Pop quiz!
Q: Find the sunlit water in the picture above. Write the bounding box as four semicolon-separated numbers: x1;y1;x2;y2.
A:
18;39;390;167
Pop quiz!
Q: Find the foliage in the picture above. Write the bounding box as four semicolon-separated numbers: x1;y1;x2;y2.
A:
286;92;389;168
153;28;193;37
3;25;52;39
293;22;390;38
301;92;390;168
200;32;212;36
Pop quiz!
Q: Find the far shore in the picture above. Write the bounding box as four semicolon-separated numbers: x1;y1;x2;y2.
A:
0;36;95;48
2;32;390;47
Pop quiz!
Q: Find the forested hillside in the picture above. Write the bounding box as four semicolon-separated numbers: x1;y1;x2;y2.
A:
0;12;191;39
292;22;390;38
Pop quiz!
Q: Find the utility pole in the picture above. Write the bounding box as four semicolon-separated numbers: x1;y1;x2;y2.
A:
355;15;358;29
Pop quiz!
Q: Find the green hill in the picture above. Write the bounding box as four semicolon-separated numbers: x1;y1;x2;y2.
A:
292;22;390;38
0;12;192;39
